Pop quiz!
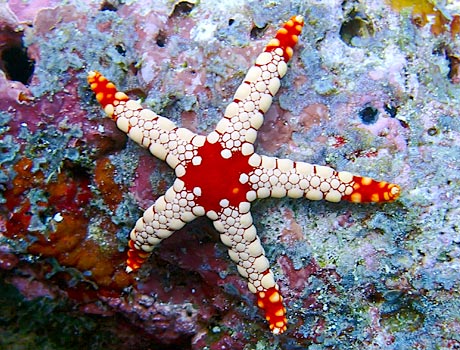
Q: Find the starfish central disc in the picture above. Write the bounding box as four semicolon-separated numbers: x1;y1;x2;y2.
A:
180;141;254;212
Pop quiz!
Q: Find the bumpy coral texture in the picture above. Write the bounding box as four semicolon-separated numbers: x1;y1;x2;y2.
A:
88;15;400;334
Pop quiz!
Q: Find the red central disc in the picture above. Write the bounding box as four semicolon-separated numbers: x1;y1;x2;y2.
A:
179;141;254;212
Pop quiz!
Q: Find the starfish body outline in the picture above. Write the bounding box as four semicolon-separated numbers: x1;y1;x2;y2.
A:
88;15;400;334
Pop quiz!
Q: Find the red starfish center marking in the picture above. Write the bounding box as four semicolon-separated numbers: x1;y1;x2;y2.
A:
180;141;254;212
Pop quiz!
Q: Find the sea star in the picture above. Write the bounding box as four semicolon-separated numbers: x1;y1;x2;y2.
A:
87;15;400;334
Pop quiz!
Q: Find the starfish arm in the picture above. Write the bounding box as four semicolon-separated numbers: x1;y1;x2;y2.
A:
212;207;287;334
87;71;206;170
126;179;205;272
209;16;304;156
245;155;400;203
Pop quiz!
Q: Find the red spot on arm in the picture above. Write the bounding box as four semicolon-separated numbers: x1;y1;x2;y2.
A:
342;176;400;203
126;240;150;272
265;15;304;62
257;287;287;334
87;71;128;109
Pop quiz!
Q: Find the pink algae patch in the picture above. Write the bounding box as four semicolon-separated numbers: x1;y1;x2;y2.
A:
258;104;294;153
298;103;330;130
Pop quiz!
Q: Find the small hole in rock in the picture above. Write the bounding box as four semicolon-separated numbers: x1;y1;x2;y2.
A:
250;24;268;40
115;44;126;56
359;105;379;125
384;103;398;118
446;51;460;84
1;42;35;85
339;11;374;46
156;30;167;47
171;1;194;17
427;127;438;136
100;0;118;11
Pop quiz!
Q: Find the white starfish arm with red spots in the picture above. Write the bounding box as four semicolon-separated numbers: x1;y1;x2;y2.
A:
87;15;401;335
244;155;400;203
210;16;303;158
211;206;287;333
126;178;204;271
87;72;206;173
